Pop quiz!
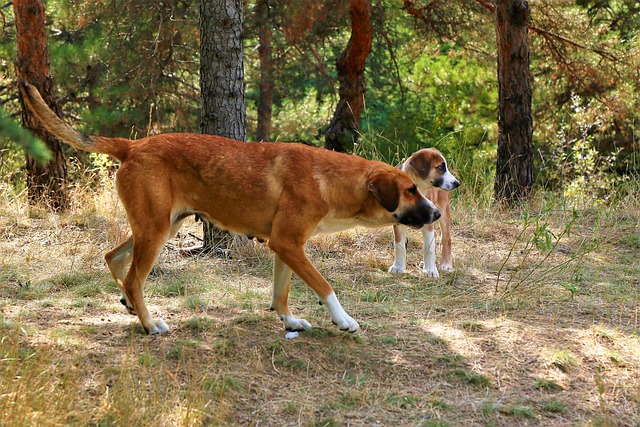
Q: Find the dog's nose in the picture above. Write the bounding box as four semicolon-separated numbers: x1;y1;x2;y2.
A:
433;209;441;221
452;180;460;189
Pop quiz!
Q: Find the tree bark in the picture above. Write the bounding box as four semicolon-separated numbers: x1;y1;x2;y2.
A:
200;0;246;253
494;0;534;204
255;0;273;142
14;0;69;212
325;0;372;152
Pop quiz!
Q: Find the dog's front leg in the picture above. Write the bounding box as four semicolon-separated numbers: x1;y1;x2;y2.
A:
269;240;359;332
388;224;408;274
421;224;439;278
272;255;312;331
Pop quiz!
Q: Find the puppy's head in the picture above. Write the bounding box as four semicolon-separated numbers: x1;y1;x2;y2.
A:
408;148;460;191
367;168;440;228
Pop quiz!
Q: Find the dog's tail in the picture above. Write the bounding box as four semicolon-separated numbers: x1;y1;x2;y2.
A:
18;81;129;161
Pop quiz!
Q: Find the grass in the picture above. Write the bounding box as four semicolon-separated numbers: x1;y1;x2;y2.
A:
1;175;640;426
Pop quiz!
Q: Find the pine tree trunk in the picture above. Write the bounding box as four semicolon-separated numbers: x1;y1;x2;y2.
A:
200;0;246;253
325;0;372;152
256;0;273;142
494;0;534;204
14;0;69;212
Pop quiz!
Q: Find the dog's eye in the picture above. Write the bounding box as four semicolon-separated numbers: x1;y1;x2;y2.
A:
437;164;446;172
406;185;418;195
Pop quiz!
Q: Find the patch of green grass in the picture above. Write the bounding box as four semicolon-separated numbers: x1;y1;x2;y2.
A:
184;295;208;310
72;281;102;298
427;398;452;410
205;374;243;396
360;289;389;302
273;354;307;370
138;352;159;367
166;339;201;360
185;316;214;332
155;281;186;297
534;378;563;391
427;336;449;346
378;336;398;345
459;321;485;332
421;420;450;427
619;232;640;249
213;338;237;356
496;403;535;418
547;349;580;373
233;312;263;325
309;418;339;427
433;353;464;366
448;369;492;388
386;394;418;409
542;399;567;413
49;272;95;290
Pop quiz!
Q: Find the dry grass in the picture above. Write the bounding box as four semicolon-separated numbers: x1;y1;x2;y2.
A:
1;175;640;426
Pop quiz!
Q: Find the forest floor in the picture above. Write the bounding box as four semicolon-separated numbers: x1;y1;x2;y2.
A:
1;182;639;427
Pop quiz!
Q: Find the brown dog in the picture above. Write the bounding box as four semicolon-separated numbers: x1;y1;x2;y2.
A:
388;148;459;278
20;82;440;334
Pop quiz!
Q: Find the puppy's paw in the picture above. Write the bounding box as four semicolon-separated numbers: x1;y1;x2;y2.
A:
422;267;440;279
388;264;405;274
440;263;453;273
280;314;312;332
145;319;169;335
120;297;137;315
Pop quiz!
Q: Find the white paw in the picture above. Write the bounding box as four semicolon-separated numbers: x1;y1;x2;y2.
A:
280;314;313;332
440;264;453;273
388;264;405;274
147;319;169;335
333;315;360;333
323;292;360;333
422;267;440;279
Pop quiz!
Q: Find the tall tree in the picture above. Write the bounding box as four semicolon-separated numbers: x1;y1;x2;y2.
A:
255;0;274;142
200;0;246;253
325;0;372;152
493;0;533;203
14;0;68;211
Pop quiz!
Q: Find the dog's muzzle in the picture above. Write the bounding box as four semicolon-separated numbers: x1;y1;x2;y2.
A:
395;201;440;229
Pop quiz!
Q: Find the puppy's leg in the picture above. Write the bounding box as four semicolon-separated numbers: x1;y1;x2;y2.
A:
105;236;135;314
388;224;408;274
421;223;439;278
269;239;359;332
271;255;312;331
439;201;453;272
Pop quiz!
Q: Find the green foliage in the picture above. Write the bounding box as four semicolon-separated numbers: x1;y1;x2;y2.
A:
0;109;51;162
541;95;628;206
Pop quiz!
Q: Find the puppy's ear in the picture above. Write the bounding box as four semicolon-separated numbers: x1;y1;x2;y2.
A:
368;171;400;212
408;152;432;180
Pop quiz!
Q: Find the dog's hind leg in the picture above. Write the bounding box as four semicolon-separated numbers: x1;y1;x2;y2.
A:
121;229;171;334
105;236;135;314
388;224;408;274
271;254;312;331
422;223;439;278
438;201;453;272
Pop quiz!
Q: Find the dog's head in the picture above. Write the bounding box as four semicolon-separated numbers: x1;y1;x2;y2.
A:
407;148;460;191
367;168;440;228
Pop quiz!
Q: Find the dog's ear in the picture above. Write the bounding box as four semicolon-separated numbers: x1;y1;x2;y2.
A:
368;171;400;212
408;151;432;180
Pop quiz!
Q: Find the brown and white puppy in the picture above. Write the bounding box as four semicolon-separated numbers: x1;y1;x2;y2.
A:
19;82;440;334
388;148;459;278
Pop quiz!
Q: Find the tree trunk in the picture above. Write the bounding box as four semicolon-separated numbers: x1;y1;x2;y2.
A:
200;0;246;253
256;0;273;142
325;0;372;152
494;0;534;204
14;0;69;212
